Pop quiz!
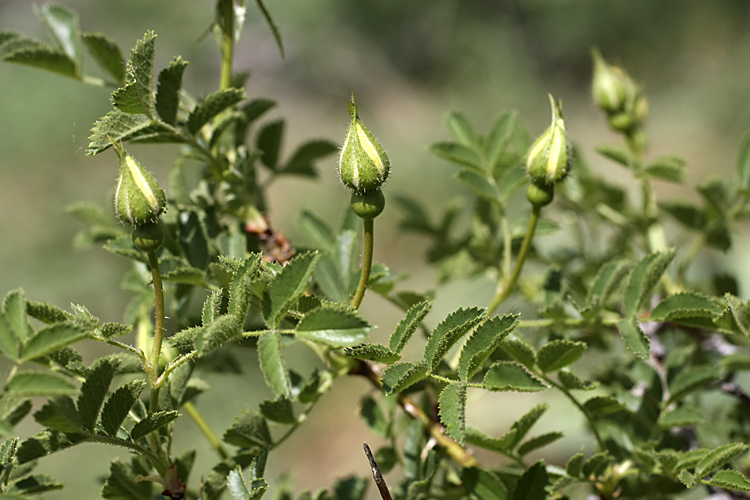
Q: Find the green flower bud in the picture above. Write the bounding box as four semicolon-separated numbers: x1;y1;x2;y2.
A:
525;95;570;185
114;152;166;226
591;48;630;113
350;190;385;220
338;96;390;194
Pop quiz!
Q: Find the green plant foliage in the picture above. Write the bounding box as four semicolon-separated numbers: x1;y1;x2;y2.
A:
5;3;750;499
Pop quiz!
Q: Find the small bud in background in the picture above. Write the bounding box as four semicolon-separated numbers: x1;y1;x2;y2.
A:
591;48;630;113
114;150;167;227
525;95;570;185
338;95;390;194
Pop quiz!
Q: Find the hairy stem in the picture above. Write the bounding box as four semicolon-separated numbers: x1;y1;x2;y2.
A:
488;205;542;315
218;1;234;92
183;401;229;460
351;219;374;309
146;250;168;466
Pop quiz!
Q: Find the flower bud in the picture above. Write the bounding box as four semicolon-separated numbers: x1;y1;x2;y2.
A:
525;95;570;185
114;152;166;226
338;96;390;194
591;48;630;113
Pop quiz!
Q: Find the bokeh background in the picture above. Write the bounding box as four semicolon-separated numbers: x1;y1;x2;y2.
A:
1;1;750;498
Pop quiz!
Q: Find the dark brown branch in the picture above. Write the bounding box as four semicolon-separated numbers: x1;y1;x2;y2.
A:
364;442;393;500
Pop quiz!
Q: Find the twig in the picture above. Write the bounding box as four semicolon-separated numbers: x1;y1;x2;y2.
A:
364;443;393;500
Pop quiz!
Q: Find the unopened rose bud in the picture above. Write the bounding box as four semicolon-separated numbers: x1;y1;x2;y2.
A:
114;151;166;226
591;48;630;113
338;95;390;194
525;95;570;185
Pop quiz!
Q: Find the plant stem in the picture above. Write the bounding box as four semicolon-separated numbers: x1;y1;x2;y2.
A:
351;219;374;310
487;205;542;315
353;361;479;468
182;401;229;460
146;250;168;467
543;375;606;451
218;1;234;92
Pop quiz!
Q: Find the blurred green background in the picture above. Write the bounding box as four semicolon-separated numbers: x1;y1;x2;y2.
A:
2;0;750;498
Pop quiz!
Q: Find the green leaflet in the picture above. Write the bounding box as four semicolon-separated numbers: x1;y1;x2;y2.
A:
517;431;564;457
88;110;185;155
194;314;242;355
227;465;268;500
658;405;704;429
429;141;484;174
155;56;188;125
16;430;86;464
81;32;125;85
381;362;429;395
616;319;650;361
643;155;686;183
262;252;320;329
454;170;500;203
100;379;147;437
423;307;484;370
623;250;676;318
508;404;549;450
359;396;387;436
438;382;467;444
298;210;336;253
343;344;400;363
4;290;31;344
595;143;633;168
34;4;80;67
583;396;625;416
483;362;548;392
695;442;749;478
228;254;261;320
281;140;337;177
188;88;246;135
259;397;295;425
295;305;372;347
706;469;750;492
223;411;272;448
33;397;81;433
485;111;518;172
77;357;117;431
650;292;722;325
258;332;291;398
447;111;481;150
458;313;519;381
511;461;548;500
124;31;156;118
130;410;179;441
536;340;587;373
21;322;88;362
586;259;630;310
256;119;284;170
5;372;77;397
466;426;517;453
100;459;152;500
461;467;508;500
25;301;69;324
668;365;721;403
390;301;432;353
